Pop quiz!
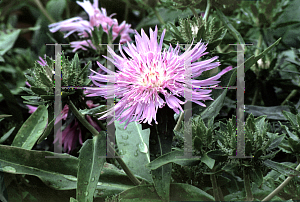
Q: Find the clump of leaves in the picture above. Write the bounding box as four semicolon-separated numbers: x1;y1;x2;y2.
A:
167;16;227;52
21;52;91;106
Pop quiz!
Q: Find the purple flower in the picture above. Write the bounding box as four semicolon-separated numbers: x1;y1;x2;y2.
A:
48;0;134;52
54;118;83;153
37;55;47;66
26;105;38;114
85;26;233;129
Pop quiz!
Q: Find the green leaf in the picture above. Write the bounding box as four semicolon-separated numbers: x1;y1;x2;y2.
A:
37;118;54;145
20;87;35;95
0;144;79;189
11;105;48;149
0;145;140;196
30;87;48;95
118;183;215;201
78;61;91;79
135;8;199;30
193;136;202;151
76;133;106;202
282;110;299;130
146;150;201;170
278;140;293;154
263;159;300;177
79;105;106;116
39;71;53;88
0;114;12;118
215;8;245;50
46;0;66;21
245;105;291;120
200;153;215;170
0;127;15;144
115;121;152;183
198;89;228;124
226;38;281;87
268;134;285;151
0;29;21;60
0;81;23;123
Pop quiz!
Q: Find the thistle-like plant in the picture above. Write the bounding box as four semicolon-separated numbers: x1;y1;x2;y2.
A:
22;53;91;106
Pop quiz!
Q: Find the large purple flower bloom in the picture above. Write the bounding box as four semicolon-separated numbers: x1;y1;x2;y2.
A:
48;0;134;52
85;26;233;129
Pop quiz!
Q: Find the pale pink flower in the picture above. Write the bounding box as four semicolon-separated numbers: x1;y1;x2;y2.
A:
85;26;233;129
48;0;134;52
26;105;38;114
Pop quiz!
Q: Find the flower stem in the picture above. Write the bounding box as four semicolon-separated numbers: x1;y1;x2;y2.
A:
243;168;253;201
218;186;224;201
33;0;56;24
174;112;184;132
203;0;210;22
68;100;141;186
210;168;220;201
262;162;300;201
153;7;165;25
251;84;259;105
124;0;129;22
189;7;198;17
281;89;298;106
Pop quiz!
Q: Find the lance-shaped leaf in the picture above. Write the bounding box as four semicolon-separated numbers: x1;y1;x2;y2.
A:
146;150;201;170
0;127;15;144
215;8;245;50
37;106;54;145
263;159;300;177
197;89;228;124
0;29;21;60
282;110;299;130
118;183;214;201
0;145;143;198
12;105;48;149
115;120;152;183
76;132;106;202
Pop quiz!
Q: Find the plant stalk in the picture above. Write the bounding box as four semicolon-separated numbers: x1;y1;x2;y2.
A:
203;0;210;22
68;100;141;186
243;168;253;201
262;162;300;201
174;112;184;132
189;7;198;17
153;7;165;25
33;0;56;24
251;84;259;105
281;89;297;106
210;168;220;201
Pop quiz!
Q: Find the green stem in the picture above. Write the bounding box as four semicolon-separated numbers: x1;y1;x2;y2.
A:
251;85;259;105
174;111;184;132
65;0;70;19
210;168;220;201
153;7;165;25
244;168;253;201
252;33;263;75
262;162;300;201
189;7;198;17
68;100;141;186
203;0;210;22
33;0;56;24
218;186;224;201
281;89;298;106
124;0;129;22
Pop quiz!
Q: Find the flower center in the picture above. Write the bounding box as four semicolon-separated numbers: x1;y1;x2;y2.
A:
139;63;167;88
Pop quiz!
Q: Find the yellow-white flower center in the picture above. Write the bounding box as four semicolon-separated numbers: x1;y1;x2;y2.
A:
138;63;168;88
